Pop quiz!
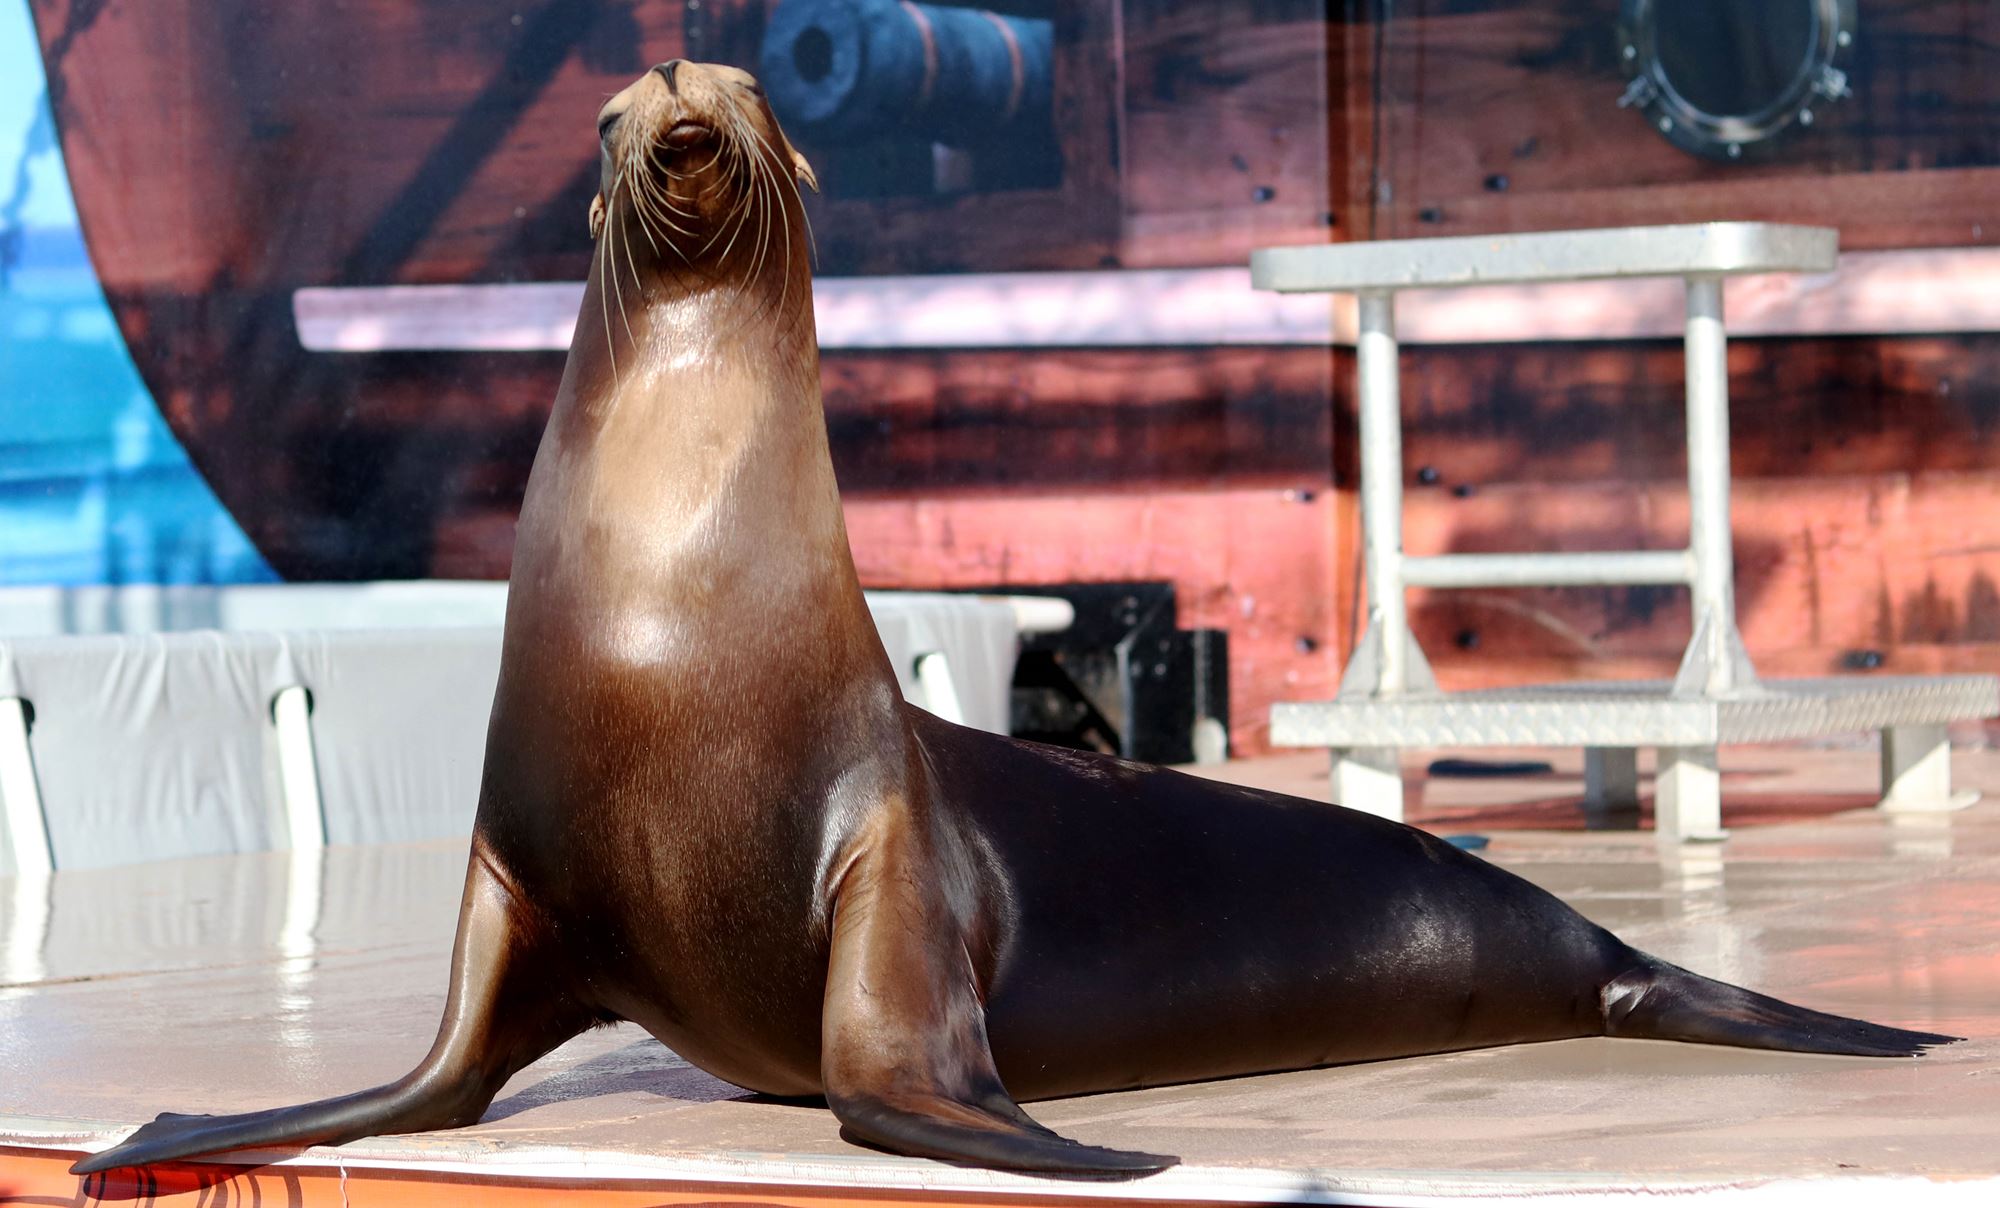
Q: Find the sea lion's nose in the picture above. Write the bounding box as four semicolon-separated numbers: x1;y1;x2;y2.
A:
654;60;682;93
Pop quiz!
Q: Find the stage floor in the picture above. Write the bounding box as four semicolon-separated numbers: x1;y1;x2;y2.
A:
3;744;1998;1205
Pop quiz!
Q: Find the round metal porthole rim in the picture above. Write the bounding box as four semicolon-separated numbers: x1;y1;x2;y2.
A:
1617;0;1856;161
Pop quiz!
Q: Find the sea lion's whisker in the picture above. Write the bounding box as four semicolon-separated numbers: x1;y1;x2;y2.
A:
621;164;665;258
746;146;777;300
758;159;786;318
702;154;757;263
705;140;751;236
635;178;693;243
616;204;643;333
643;166;696;241
759;142;798;328
631;159;691;256
595;205;619;383
634;163;692;236
729;116;770;265
777;150;799;324
600;181;639;358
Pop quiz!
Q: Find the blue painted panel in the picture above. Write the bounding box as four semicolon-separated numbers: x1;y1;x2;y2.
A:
0;0;276;586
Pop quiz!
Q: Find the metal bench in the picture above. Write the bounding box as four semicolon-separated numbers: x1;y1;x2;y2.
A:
1251;223;1999;841
0;589;1050;874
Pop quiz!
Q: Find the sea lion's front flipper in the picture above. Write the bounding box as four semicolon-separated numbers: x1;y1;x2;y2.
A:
71;847;596;1175
819;838;1176;1176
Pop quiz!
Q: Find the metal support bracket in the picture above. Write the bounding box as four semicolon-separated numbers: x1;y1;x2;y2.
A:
1338;619;1439;701
1330;620;1435;822
1671;607;1762;699
1878;723;1980;813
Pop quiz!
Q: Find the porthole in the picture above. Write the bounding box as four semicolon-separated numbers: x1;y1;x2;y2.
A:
1616;0;1856;161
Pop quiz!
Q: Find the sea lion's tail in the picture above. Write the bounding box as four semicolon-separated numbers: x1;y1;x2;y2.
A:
1601;953;1960;1057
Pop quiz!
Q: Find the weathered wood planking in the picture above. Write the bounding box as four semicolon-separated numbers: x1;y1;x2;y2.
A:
821;346;1338;494
811;334;2000;750
36;0;678;295
1118;2;1343;267
814;334;2000;495
1404;472;2000;686
1344;330;2000;723
33;0;695;579
1363;0;2000;247
1417;167;2000;254
1391;335;2000;486
31;0;2000;755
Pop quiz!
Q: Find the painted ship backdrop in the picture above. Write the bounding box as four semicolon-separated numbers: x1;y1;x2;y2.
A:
28;0;2000;755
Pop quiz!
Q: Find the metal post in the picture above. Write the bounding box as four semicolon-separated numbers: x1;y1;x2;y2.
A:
1334;746;1404;820
0;697;52;875
1657;745;1726;843
2;865;51;988
1404;549;1693;589
913;652;967;726
1583;746;1640;820
271;686;327;850
1683;275;1739;693
1356;290;1407;696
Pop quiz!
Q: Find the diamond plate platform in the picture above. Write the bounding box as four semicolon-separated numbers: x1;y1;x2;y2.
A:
1274;675;2000;844
1271;677;2000;749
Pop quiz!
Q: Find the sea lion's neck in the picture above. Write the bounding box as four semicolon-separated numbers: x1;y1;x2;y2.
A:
602;282;834;545
519;261;868;645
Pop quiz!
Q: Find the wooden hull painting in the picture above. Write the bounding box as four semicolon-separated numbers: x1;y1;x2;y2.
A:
1353;0;2000;247
25;0;1339;568
28;0;2000;753
1391;334;2000;693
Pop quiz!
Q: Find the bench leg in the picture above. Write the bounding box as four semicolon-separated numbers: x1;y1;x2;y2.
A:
1583;746;1641;826
0;696;52;875
2;865;52;987
1878;724;1980;813
1656;745;1726;843
1333;747;1405;822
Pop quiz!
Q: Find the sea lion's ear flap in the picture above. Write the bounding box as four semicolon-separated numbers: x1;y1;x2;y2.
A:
769;116;816;191
789;146;819;193
588;194;606;241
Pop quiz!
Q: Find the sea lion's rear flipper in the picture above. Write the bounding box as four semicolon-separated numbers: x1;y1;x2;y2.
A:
819;851;1176;1175
71;848;595;1175
1603;955;1961;1057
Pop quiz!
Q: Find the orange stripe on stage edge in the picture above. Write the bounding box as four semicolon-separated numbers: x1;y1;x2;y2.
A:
4;1145;1235;1208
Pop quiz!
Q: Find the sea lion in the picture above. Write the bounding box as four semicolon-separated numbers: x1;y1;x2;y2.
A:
72;61;1957;1179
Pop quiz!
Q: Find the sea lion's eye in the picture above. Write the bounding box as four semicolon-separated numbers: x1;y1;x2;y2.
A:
598;112;621;139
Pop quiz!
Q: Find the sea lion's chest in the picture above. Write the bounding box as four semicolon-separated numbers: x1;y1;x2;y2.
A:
473;609;873;1051
475;382;890;1086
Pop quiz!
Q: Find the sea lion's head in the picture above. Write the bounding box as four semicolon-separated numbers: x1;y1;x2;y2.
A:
588;61;817;283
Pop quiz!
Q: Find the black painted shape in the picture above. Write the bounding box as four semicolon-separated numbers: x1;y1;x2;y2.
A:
972;582;1228;764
